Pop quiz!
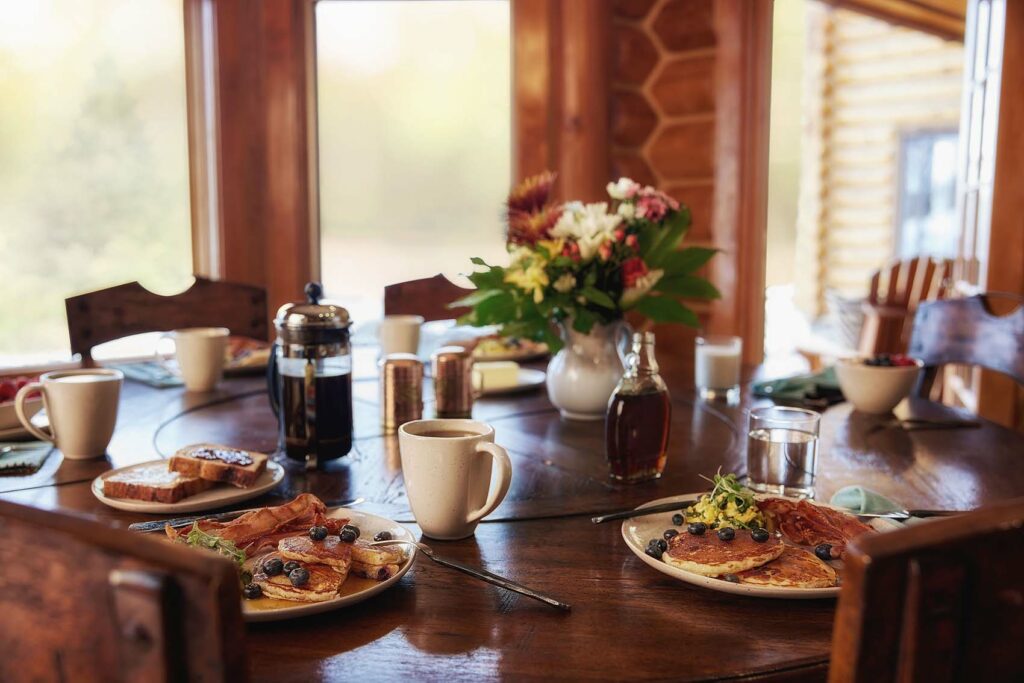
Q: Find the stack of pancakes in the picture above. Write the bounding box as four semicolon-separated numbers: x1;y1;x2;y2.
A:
252;533;406;602
663;530;836;588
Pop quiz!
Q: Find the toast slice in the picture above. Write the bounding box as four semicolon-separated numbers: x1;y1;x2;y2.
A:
169;443;268;488
103;463;214;503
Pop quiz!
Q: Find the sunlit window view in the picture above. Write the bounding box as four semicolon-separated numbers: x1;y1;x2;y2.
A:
0;0;193;366
316;0;511;324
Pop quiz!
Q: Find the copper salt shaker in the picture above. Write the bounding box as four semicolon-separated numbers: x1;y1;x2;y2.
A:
380;353;424;433
431;345;474;418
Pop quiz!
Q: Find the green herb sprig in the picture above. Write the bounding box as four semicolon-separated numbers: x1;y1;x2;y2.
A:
185;523;246;567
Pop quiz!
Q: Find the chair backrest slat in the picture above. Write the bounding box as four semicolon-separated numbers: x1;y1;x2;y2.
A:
383;273;473;322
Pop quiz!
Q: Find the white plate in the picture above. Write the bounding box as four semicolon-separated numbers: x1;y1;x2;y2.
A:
0;397;42;432
477;368;547;396
622;493;899;600
92;459;285;513
243;507;417;622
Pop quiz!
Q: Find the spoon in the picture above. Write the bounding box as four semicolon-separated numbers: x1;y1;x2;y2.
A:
370;539;571;611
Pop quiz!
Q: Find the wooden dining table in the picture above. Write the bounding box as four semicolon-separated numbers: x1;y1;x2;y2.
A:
3;350;1023;681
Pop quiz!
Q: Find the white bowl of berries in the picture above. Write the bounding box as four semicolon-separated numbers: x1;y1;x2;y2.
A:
835;354;923;414
0;376;42;431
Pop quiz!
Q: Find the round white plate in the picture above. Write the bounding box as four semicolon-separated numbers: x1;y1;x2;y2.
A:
92;459;285;513
622;493;898;600
242;507;417;622
478;368;547;396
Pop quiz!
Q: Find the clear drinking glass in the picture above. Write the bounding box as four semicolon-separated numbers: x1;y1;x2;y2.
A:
745;406;820;498
694;335;742;403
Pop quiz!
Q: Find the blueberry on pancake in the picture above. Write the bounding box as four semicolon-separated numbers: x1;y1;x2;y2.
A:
252;553;343;602
663;527;784;576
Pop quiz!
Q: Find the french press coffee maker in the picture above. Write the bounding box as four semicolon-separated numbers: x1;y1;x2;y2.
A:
267;282;353;469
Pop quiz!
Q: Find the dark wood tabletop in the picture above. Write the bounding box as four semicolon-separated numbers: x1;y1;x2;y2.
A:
3;353;1023;681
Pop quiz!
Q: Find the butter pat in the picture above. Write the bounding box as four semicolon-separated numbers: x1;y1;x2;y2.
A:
472;361;520;391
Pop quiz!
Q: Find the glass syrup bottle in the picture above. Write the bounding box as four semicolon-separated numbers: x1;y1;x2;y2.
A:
605;331;671;483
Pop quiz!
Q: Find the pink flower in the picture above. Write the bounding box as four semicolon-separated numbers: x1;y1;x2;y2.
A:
625;234;638;250
614;228;625;242
634;186;681;222
621;257;650;288
598;243;613;262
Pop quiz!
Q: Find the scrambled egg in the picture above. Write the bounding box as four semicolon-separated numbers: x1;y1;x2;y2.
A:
684;494;764;529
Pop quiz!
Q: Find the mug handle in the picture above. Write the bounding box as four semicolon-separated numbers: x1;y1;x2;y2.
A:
154;332;178;377
465;442;513;525
15;382;55;444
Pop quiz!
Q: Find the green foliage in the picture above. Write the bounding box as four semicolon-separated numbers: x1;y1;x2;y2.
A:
633;296;700;327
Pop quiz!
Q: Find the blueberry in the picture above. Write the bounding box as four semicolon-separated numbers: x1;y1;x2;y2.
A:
288;568;310;587
645;544;663;560
751;528;770;543
815;543;833;562
243;583;263;599
717;527;736;541
687;522;707;536
663;529;679;541
283;560;301;573
671;513;684;526
262;557;284;576
722;574;740;584
342;524;361;539
309;525;328;541
340;528;358;544
648;538;668;554
373;530;393;542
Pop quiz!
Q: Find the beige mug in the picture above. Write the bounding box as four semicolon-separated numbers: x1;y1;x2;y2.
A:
158;327;229;392
14;369;123;459
378;315;424;357
399;419;513;540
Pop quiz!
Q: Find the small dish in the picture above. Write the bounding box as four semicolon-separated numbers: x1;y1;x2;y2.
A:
477;368;546;396
835;357;923;414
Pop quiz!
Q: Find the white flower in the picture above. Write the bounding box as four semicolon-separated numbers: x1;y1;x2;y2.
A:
620;268;664;308
553;273;576;293
606;177;640;200
617;202;636;220
550;202;622;262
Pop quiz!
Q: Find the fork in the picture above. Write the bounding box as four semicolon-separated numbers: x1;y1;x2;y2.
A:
369;539;571;611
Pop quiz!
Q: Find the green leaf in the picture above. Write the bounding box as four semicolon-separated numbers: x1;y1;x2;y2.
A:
471;291;518;325
643;211;691;267
449;288;502;308
467;267;505;290
654;275;721;300
571;308;598;334
581;286;616;309
633;296;700;327
661;247;718;276
470;256;490;266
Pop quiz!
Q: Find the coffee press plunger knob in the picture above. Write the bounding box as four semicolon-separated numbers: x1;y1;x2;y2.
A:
304;281;323;305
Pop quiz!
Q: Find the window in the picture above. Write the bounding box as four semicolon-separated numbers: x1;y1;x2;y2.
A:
896;130;959;259
315;0;511;324
0;0;193;366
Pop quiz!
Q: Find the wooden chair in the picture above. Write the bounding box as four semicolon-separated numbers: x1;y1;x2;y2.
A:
859;257;952;356
383;273;472;322
0;499;247;682
908;294;1024;395
66;277;268;365
829;497;1024;682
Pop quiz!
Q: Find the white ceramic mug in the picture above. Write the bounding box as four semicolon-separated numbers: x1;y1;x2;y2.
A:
379;315;424;357
158;327;229;392
14;369;123;459
399;419;513;540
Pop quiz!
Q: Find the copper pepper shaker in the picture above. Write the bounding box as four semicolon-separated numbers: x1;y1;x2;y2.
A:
431;345;474;418
380;353;424;433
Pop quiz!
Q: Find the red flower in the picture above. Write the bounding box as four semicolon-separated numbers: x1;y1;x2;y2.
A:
507;171;557;214
621;257;649;288
625;234;639;250
507;205;563;245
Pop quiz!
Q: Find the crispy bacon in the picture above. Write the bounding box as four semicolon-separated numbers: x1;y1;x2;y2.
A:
760;497;873;555
166;493;349;554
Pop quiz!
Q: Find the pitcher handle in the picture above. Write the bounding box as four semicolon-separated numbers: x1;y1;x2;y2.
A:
615;320;635;366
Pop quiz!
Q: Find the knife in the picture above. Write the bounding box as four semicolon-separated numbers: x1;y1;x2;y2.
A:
591;499;697;525
127;496;365;533
851;508;965;519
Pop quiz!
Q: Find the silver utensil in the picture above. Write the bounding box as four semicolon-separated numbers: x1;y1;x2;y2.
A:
370;539;571;611
127;496;365;533
591;499;697;525
869;418;981;435
853;508;964;520
0;444;47;456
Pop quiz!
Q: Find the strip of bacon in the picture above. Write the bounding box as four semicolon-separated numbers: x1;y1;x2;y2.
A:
759;497;873;555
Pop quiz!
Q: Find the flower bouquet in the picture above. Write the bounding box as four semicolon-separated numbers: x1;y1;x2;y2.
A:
453;172;719;419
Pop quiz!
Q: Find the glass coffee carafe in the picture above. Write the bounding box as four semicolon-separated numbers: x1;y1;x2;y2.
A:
267;282;353;469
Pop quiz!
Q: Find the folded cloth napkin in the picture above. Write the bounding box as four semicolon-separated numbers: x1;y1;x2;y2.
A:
108;361;183;388
752;367;844;407
830;485;904;514
0;441;54;475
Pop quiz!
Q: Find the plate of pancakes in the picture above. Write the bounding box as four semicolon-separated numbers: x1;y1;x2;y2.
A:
241;506;417;622
622;493;899;599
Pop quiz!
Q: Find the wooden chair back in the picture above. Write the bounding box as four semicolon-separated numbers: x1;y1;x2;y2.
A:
908;294;1024;394
383;273;472;322
66;277;268;364
858;257;952;355
0;499;247;683
830;497;1024;682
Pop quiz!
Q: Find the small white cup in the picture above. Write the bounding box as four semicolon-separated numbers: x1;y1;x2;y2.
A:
159;327;230;392
399;419;512;540
378;315;424;357
15;369;123;459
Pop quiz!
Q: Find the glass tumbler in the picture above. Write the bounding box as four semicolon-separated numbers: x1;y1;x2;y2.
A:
745;406;820;498
695;335;742;403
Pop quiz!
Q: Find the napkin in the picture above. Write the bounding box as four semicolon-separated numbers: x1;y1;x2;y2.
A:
830;485;903;515
108;361;184;388
752;367;844;407
0;441;54;475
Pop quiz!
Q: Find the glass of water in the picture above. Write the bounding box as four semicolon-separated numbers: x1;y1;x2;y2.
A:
746;406;820;498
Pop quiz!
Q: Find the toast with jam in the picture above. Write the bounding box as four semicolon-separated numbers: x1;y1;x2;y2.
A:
169;443;268;488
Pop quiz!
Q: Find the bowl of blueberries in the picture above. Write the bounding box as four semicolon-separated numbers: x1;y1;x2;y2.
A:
835;353;923;414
